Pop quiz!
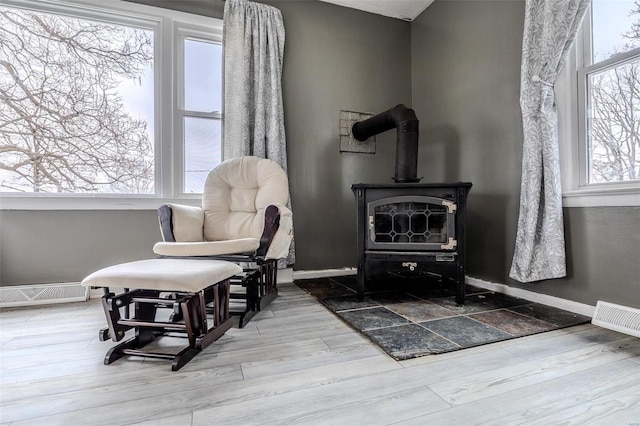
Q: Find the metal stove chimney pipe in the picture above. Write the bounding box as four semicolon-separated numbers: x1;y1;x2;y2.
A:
351;104;420;183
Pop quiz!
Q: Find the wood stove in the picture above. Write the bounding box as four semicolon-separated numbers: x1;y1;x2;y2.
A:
350;105;472;304
352;182;471;304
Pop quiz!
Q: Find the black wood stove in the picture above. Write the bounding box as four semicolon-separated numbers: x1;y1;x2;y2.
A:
350;105;472;304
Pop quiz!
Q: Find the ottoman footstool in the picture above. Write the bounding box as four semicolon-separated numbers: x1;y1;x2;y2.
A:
82;259;242;371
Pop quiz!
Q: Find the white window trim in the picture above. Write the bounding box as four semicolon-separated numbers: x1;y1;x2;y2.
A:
0;0;222;210
557;5;640;208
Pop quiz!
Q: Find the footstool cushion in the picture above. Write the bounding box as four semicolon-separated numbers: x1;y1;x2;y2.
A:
82;259;242;292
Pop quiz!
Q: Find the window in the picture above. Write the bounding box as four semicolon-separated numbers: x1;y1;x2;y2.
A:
0;0;223;209
180;36;223;194
558;0;640;206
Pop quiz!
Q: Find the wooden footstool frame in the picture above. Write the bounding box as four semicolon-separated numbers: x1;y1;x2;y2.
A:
100;281;231;371
83;259;242;371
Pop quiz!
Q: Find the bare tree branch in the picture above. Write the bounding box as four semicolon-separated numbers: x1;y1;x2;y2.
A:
588;2;640;183
0;7;154;193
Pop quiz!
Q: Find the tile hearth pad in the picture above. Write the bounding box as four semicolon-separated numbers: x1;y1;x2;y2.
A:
296;275;591;360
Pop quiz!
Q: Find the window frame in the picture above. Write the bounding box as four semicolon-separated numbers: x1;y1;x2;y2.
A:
0;0;223;210
557;3;640;207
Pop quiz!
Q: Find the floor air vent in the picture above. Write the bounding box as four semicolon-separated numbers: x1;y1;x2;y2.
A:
591;301;640;338
0;283;89;308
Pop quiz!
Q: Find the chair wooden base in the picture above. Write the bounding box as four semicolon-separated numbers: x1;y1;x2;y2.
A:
231;288;279;328
100;279;232;371
229;260;279;328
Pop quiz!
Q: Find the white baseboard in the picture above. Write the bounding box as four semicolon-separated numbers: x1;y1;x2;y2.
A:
278;267;293;283
466;276;595;318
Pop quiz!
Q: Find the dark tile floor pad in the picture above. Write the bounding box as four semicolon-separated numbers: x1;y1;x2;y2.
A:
295;275;591;360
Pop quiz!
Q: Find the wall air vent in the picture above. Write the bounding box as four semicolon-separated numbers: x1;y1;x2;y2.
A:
591;301;640;338
0;283;89;308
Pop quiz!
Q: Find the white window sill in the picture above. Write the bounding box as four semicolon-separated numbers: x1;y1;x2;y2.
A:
562;186;640;207
0;195;201;210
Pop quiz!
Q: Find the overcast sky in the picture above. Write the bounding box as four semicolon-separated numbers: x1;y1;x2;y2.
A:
593;0;637;61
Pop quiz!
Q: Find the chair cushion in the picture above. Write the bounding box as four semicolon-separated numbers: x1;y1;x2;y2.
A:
202;157;289;242
153;238;260;257
81;259;242;292
169;204;204;242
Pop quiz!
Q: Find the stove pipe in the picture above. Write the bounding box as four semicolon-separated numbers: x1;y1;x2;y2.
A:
351;104;420;183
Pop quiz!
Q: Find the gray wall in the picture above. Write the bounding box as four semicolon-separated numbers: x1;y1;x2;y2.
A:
1;211;160;285
411;0;640;308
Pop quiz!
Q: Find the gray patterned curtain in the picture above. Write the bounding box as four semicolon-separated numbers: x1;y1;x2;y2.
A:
223;0;295;266
510;0;590;282
223;0;286;165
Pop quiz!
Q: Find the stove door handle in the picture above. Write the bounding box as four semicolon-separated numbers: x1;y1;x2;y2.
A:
368;215;375;241
402;262;417;271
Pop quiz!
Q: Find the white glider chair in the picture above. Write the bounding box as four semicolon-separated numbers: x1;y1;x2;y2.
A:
153;156;293;326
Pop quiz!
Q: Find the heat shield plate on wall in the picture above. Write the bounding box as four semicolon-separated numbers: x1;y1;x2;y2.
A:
339;110;375;154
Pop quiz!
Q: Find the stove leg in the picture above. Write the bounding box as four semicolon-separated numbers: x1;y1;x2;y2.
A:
357;264;365;301
455;265;466;305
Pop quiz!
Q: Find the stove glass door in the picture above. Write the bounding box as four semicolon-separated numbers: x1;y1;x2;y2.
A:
367;196;456;251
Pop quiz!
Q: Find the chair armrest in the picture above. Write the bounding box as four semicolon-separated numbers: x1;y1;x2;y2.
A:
158;204;175;242
260;203;293;260
157;204;205;242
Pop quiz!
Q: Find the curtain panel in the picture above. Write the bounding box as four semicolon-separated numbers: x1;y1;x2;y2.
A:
510;0;590;282
223;0;287;166
223;0;295;265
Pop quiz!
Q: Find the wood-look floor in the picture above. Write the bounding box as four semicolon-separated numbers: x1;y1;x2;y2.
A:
1;281;639;426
